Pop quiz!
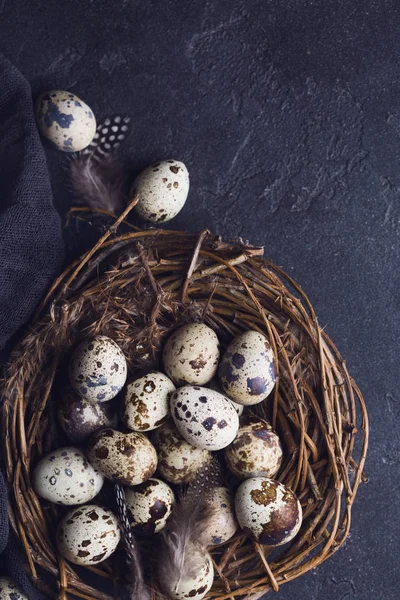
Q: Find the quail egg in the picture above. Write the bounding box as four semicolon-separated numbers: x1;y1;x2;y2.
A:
87;428;157;486
235;477;302;546
208;379;244;416
199;487;238;546
225;417;283;479
0;577;28;600
69;336;127;403
35;90;96;152
231;400;244;416
125;478;174;534
132;160;189;223
170;386;239;451
58;387;117;443
219;330;276;405
122;371;175;432
32;447;104;505
56;504;120;565
160;547;214;600
163;323;220;386
152;421;211;484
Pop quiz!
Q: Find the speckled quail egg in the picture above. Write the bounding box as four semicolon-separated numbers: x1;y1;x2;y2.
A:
125;477;174;534
32;447;104;505
163;323;220;386
235;477;302;546
170;386;239;451
56;504;120;565
58;387;117;443
231;400;244;416
200;487;238;546
0;577;28;600
35;90;96;152
87;428;157;486
208;379;244;416
160;547;214;600
152;421;211;484
132;160;189;223
225;417;283;479
69;336;127;403
219;330;276;405
122;371;175;432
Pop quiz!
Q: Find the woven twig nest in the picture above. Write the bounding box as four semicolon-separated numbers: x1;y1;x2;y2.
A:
1;202;368;600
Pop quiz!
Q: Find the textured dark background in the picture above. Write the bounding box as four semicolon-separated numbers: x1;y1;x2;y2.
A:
1;1;398;598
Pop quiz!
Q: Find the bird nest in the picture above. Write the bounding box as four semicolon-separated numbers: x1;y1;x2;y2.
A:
1;200;369;599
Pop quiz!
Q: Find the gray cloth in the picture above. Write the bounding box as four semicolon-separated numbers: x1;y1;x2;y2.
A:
0;54;64;360
0;54;64;598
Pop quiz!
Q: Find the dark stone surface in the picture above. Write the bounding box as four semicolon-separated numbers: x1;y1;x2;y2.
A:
0;1;398;598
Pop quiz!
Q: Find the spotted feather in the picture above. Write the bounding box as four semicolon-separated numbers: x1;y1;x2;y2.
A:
114;484;154;600
82;115;131;158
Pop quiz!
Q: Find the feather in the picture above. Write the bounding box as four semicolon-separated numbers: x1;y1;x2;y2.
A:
158;458;222;597
68;115;132;213
83;115;132;158
114;484;154;600
69;153;127;213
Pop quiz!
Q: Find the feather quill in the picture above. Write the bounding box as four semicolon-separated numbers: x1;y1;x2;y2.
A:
114;484;154;600
158;458;222;597
69;115;131;213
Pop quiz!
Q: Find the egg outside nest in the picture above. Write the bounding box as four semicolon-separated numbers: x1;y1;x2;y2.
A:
132;159;190;223
35;90;96;152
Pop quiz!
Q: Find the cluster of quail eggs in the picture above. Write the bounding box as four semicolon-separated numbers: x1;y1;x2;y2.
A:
35;90;190;224
31;325;302;600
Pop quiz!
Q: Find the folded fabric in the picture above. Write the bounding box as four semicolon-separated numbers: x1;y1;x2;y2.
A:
0;53;64;598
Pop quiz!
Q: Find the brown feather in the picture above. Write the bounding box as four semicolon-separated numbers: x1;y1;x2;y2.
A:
158;458;222;596
69;154;127;213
